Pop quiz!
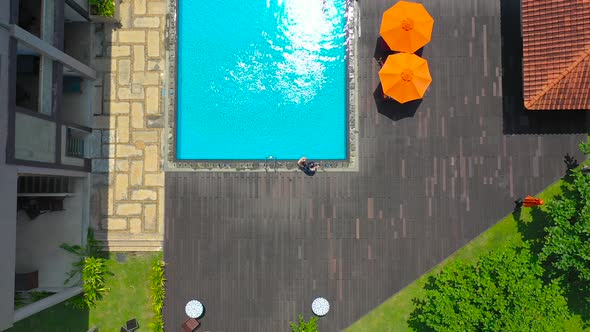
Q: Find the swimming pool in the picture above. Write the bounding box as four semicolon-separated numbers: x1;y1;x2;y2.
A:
176;0;348;160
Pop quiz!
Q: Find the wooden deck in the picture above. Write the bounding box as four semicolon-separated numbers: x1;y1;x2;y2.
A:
163;0;588;331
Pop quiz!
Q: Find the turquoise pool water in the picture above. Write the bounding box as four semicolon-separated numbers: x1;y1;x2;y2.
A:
176;0;348;160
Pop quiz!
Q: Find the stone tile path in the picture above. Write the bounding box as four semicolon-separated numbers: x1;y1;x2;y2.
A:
90;0;167;251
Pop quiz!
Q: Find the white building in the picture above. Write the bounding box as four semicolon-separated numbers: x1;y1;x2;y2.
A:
0;0;96;329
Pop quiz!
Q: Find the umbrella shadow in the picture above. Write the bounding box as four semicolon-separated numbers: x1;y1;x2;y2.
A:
374;37;425;66
373;84;422;121
414;46;424;57
374;37;396;65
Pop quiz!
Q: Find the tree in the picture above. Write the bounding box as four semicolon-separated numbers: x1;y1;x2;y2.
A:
410;245;571;331
290;315;318;332
541;142;590;290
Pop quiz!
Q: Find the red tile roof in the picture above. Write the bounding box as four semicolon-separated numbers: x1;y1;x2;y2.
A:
522;0;590;110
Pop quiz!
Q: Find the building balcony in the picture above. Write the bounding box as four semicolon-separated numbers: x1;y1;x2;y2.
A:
14;110;91;171
14;111;56;164
62;73;94;128
61;126;90;168
64;0;92;67
10;27;95;172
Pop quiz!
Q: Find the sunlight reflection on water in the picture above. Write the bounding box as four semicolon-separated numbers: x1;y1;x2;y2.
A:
226;0;346;105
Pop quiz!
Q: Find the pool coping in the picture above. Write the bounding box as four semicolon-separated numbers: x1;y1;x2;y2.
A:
162;0;359;172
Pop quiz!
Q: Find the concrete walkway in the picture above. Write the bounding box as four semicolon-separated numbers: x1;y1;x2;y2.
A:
90;0;167;251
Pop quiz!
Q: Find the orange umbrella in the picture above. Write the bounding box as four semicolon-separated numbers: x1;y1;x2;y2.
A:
379;53;432;103
380;1;434;53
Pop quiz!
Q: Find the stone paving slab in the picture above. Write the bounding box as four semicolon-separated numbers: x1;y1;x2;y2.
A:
90;0;166;250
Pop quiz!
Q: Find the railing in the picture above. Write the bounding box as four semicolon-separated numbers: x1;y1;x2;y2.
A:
264;156;283;172
65;128;85;158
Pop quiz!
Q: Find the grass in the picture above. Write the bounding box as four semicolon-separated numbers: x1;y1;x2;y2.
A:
88;252;156;330
7;252;159;332
7;300;88;332
344;179;589;332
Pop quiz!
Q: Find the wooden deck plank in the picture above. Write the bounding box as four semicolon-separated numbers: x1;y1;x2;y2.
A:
163;1;588;331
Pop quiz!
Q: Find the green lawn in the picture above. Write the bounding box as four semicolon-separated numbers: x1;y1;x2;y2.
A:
345;179;589;331
7;252;158;332
5;301;88;332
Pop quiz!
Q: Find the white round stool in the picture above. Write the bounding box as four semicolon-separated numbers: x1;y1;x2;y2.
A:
311;297;330;317
185;299;204;319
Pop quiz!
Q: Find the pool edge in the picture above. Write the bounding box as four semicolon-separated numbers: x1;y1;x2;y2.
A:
162;0;360;172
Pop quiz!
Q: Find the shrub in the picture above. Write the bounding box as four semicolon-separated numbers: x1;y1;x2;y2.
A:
60;228;103;285
149;253;166;332
410;244;571;331
81;257;110;307
61;228;112;309
290;315;318;332
90;0;115;17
